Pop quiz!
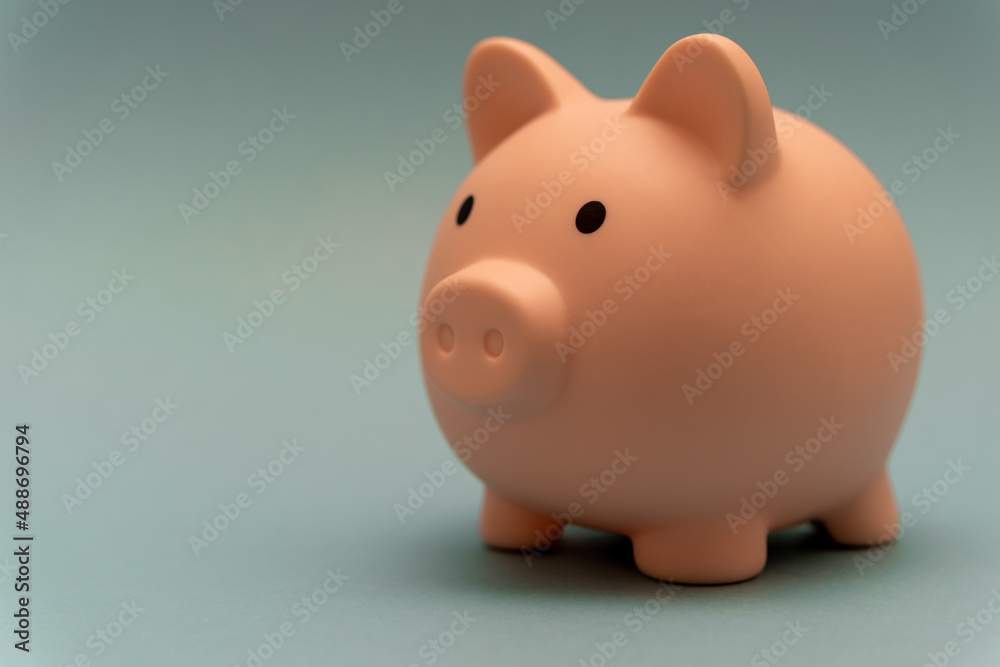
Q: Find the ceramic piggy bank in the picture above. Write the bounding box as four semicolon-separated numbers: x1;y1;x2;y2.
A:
417;34;922;583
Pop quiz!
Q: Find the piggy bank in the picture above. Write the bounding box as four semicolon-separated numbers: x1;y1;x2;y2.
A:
417;34;922;584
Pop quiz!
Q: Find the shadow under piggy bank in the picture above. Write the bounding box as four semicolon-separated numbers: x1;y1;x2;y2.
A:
392;521;903;602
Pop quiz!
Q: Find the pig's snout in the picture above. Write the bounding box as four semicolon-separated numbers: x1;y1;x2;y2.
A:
420;259;567;417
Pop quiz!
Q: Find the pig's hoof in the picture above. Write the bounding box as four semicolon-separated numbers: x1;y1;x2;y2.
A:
630;523;767;584
477;488;563;550
818;469;899;546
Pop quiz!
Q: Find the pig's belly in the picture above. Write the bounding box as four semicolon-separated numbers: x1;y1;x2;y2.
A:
436;360;914;536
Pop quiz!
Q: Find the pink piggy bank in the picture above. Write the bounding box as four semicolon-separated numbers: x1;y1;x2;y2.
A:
417;34;923;584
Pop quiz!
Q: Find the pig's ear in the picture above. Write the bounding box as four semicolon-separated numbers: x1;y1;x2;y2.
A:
628;34;778;187
463;37;593;163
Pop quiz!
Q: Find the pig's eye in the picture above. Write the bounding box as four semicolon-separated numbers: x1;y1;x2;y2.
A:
456;195;474;226
575;200;606;234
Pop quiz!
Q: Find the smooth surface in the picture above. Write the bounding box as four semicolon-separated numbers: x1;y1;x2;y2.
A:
0;0;998;665
418;34;922;584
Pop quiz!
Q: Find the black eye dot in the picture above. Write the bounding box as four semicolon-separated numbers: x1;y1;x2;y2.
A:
456;195;474;225
575;201;606;234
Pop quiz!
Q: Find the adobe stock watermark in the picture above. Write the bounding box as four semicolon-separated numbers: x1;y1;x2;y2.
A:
673;8;774;75
544;0;590;31
57;601;145;667
717;84;833;200
394;407;511;524
188;438;306;556
223;235;340;353
8;0;76;54
0;557;16;585
231;567;349;667
406;610;477;667
555;245;672;363
179;107;295;224
854;459;969;576
17;267;136;387
725;417;843;534
877;0;932;41
340;0;415;63
61;397;180;514
521;449;639;565
578;580;682;667
214;0;250;21
350;276;467;395
671;1;766;73
681;288;799;404
887;254;998;373
750;621;810;667
920;588;1000;667
384;74;502;192
512;116;628;234
843;126;959;243
51;65;170;183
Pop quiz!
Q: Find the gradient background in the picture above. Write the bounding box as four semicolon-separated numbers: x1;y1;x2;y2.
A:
1;0;999;665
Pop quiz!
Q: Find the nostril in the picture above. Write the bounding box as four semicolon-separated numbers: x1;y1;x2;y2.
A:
438;324;455;352
484;329;504;358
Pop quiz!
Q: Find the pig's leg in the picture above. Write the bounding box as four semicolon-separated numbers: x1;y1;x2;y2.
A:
630;522;768;584
478;488;562;550
818;469;898;546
